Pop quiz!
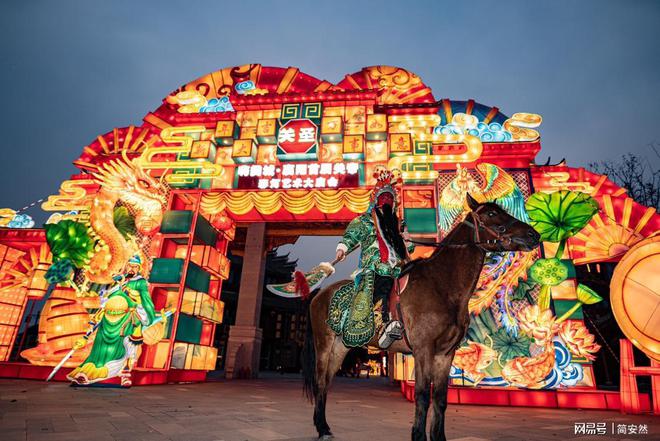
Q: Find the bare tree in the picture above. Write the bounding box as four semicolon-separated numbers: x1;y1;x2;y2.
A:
589;149;660;210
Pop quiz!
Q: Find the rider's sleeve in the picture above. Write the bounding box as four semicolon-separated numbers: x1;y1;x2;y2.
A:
337;217;366;254
401;219;415;254
406;241;415;254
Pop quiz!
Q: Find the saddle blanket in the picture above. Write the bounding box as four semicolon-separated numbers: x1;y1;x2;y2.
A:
326;275;408;347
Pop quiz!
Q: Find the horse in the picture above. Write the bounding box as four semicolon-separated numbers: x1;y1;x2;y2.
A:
302;194;540;440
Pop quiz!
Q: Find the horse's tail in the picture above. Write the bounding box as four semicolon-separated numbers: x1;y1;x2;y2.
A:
302;290;319;403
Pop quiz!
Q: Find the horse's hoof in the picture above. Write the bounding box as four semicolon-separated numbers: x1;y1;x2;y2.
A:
318;435;334;440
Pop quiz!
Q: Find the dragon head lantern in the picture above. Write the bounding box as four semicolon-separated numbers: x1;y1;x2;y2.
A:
93;152;167;235
87;152;167;284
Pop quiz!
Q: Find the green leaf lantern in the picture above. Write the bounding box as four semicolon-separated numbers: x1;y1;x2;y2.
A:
113;206;136;239
556;283;604;323
44;220;95;269
41;258;76;301
528;258;569;286
491;328;532;362
525;190;599;311
528;257;570;310
511;278;537;302
525;191;599;243
44;259;74;285
576;283;603;305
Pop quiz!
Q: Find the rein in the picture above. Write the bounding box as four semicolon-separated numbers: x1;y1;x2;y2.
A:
406;208;514;251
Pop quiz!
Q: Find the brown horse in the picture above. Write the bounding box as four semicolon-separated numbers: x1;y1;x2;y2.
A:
302;194;540;440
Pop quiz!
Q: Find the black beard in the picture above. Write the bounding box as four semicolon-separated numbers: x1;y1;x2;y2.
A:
126;271;136;278
375;204;407;259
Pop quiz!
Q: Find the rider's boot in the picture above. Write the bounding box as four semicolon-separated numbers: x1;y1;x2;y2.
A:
378;300;403;349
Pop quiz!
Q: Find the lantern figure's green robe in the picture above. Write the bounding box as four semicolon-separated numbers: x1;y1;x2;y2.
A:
68;276;155;383
327;214;414;347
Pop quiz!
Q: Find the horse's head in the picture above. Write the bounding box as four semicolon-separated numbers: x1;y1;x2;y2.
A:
465;194;540;252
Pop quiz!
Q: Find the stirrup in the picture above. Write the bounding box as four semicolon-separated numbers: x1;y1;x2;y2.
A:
378;320;403;349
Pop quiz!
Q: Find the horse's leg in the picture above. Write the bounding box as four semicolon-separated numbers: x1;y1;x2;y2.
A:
411;349;432;441
312;331;334;438
429;353;454;441
312;336;334;438
325;336;350;387
310;291;337;439
314;387;331;439
314;336;349;439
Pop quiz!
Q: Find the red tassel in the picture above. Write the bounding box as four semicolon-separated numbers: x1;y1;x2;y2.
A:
293;270;311;300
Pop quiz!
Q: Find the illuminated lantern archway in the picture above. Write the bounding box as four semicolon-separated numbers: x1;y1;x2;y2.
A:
0;64;656;406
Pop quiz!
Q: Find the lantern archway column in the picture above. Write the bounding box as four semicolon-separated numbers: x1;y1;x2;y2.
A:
225;222;267;379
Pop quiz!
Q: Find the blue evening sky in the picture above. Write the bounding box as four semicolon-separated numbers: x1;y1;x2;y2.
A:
1;0;658;278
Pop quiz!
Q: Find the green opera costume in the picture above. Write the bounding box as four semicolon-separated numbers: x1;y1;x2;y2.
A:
67;276;156;383
327;168;414;347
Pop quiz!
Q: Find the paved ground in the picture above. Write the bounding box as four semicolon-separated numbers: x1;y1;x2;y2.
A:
0;374;657;441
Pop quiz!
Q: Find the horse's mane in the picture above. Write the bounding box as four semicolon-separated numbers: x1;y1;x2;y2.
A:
399;218;471;277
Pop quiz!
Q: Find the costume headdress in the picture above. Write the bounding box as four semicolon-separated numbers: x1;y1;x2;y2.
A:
369;166;401;212
369;167;406;266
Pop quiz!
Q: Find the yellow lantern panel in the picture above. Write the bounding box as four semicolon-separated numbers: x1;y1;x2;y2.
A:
240;126;257;141
343;135;364;155
190;140;214;160
232;139;257;164
237;110;262;128
344;106;366;124
319;143;343;162
214;147;234;165
389;133;412;154
365;141;387;162
257;145;277;164
256;119;279;145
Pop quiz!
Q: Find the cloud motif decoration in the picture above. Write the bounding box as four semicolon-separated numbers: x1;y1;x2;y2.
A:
542;338;584;388
235;80;255;94
434;118;513;142
7;213;35;228
449;365;509;387
200;96;235;113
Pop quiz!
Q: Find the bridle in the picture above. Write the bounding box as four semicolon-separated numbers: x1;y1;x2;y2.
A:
463;207;517;249
407;206;516;251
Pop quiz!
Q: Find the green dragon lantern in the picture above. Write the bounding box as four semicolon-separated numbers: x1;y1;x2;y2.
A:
44;220;95;297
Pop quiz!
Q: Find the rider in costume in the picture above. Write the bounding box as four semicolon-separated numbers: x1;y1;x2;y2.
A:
67;255;156;387
332;167;414;348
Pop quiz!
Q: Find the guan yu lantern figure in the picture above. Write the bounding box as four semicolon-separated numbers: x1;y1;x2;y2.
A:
66;255;166;387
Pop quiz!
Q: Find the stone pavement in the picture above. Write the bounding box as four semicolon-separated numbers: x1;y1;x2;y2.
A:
0;374;657;441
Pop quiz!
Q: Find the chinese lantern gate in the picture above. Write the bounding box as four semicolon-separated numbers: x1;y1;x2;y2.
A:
0;65;657;411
